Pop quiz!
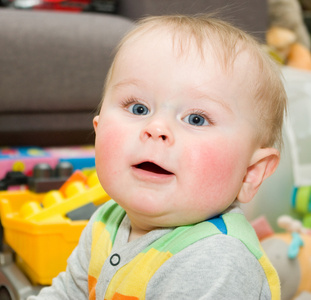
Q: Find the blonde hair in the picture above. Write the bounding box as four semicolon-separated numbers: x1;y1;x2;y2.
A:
99;14;287;150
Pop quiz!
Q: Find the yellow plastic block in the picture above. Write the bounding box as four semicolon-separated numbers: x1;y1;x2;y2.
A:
0;171;111;285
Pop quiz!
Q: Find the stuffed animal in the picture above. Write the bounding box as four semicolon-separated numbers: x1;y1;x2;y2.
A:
299;0;311;11
268;0;310;49
252;215;311;300
267;0;311;70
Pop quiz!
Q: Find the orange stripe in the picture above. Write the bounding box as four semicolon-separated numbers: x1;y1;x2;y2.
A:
112;293;139;300
88;275;97;300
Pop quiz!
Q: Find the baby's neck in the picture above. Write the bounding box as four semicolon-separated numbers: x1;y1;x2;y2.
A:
128;226;151;242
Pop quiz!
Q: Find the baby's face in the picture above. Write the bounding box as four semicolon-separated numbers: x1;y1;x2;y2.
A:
94;30;260;230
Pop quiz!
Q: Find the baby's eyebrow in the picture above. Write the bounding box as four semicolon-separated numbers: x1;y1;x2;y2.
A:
190;87;233;114
112;78;146;90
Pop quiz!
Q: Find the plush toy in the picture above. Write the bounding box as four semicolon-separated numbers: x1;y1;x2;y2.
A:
267;0;311;70
299;0;311;11
252;215;311;300
268;0;310;49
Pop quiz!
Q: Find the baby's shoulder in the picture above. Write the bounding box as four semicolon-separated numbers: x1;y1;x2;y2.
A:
146;235;271;299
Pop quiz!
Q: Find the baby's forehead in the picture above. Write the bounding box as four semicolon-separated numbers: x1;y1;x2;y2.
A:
121;26;213;57
118;25;255;76
113;27;257;99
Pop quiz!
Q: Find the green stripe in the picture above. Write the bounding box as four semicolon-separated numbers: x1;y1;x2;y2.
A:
94;202;262;260
223;213;262;259
143;221;221;254
94;200;126;244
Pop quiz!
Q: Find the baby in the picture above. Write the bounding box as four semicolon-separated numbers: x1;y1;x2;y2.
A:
29;14;287;299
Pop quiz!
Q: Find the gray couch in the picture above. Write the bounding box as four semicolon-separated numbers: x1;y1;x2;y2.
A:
0;0;268;146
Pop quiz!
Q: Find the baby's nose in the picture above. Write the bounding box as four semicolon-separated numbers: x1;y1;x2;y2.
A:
140;119;174;145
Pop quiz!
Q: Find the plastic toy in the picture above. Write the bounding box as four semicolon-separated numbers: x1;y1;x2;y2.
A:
0;146;95;180
0;162;74;192
252;215;311;300
0;170;110;286
0;147;57;180
27;162;73;193
0;247;43;300
0;172;28;191
291;186;311;228
44;146;95;171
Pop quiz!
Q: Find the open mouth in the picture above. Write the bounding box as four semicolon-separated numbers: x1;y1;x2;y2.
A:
134;162;173;175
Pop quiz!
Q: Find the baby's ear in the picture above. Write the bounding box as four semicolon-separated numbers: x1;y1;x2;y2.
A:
237;148;280;204
93;116;99;133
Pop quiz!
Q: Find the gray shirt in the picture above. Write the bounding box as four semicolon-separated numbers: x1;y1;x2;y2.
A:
28;204;272;299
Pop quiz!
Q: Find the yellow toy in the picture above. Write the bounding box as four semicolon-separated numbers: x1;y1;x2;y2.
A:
0;170;110;285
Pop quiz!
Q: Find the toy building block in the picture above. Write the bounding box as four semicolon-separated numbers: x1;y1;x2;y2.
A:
44;146;95;171
0;162;73;192
0;146;95;180
0;171;110;285
0;172;28;191
0;147;59;180
66;202;98;221
28;162;73;193
19;171;109;222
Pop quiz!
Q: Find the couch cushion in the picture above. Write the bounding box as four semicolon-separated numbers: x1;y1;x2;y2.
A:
0;9;133;113
117;0;268;41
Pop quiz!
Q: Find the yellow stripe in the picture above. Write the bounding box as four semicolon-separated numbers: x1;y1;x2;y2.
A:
89;221;112;279
106;249;172;300
259;247;281;300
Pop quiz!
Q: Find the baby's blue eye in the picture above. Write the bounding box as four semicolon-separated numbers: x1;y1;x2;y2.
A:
184;114;209;126
129;103;149;115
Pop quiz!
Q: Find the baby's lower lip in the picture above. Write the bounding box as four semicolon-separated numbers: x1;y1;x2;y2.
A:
131;163;174;182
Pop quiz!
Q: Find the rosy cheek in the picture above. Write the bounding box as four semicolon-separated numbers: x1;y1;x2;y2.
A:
95;122;127;184
183;142;242;199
